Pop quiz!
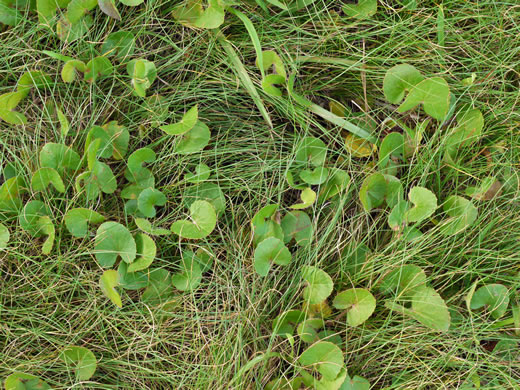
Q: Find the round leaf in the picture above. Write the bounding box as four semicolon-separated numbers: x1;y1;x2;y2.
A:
64;208;105;237
254;237;292;276
298;341;344;381
185;163;211;183
160;105;198;135
281;210;313;246
439;195;478;235
175;121;211;154
59;346;97;381
117;261;148;290
383;64;424;104
171;200;216;239
101;31;135;61
4;373;50;390
398;77;451;121
172;256;202;291
405;186;437;223
359;172;387;211
94;222;136;267
31;167;65;193
137;188;166;218
0;223;9;249
99;269;122;308
470;284;509;319
300;167;329;185
302;266;333;304
295;137;327;167
333;288;376;327
127;233;156;272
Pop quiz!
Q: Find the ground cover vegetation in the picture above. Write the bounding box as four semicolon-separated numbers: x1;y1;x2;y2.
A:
0;0;520;388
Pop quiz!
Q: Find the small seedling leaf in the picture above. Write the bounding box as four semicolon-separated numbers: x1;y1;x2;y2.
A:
172;255;202;291
291;187;316;210
185;163;211;183
137;188;166;218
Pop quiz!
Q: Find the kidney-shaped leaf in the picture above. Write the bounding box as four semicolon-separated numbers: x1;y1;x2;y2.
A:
4;373;50;390
0;223;9;249
185;163;211;183
175;120;211;154
398;77;451;121
439;195;478;235
379;264;427;299
281;210;313;247
295;137;327;167
99;269;122;308
64;208;105;237
343;0;377;19
160;105;198;135
31;167;65;193
302;266;333;304
94;222;136;267
40;143;81;174
298;341;344;381
172;255;202;291
359;172;387;211
333;288;376;327
137;188;166;218
470;283;509;319
171;200;216;239
101;30;135;61
117;261;148;290
254;237;292;276
383;64;424;104
127;233;156;272
405;186;437;223
60;345;97;381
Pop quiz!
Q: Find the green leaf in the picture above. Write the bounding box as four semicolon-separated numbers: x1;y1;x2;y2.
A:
300;167;329;185
290;187;316;210
194;0;225;29
297;318;323;343
17;71;52;94
119;0;144;6
251;204;283;246
295;137;327;167
254;237;292;276
57;14;93;43
172;0;203;27
445;108;484;158
470;284;509;319
75;161;116;200
302;266;333;304
465;177;501;201
388;200;408;231
62;59;87;82
0;91;27;124
281;210;313;246
333;288;376;327
343;0;377;19
125;147;156;187
127;59;157;97
298;341;344;381
99;269;122;307
379;132;404;171
256;50;286;96
190;247;215;273
317;168;350;204
405;186;437;223
56;107;70;137
175;120;211;154
0;176;23;215
185;163;211;183
383;64;424;104
439;195;478;235
117;261;148;290
40;143;81;174
19;200;50;237
172;255;202;291
341;242;371;280
84;56;113;82
142;268;173;304
60;345;97;381
184;182;225;217
127;233;156;272
98;0;120;20
0;1;22;26
359;172;386;211
66;0;97;23
273;310;306;337
171;200;216;239
159;105;198;135
85;122;129;160
379;264;427;299
4;373;50;390
386;286;451;331
101;31;135;61
339;374;370;390
137;188;166;218
64;208;104;237
0;223;9;249
135;218;171;236
398;77;451;121
94;222;136;267
31;167;65;192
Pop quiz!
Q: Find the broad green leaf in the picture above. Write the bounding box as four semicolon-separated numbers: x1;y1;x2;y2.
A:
185;163;211;183
465;177;501;201
127;233;156;272
94;222;136;267
31;167;65;192
184;182;226;217
359;172;386;211
0;176;23;215
159;105;198;135
470;284;509;319
17;71;52;94
439;195;478;235
317;168;350;204
98;0;120;20
194;0;225;29
75;161;116;199
272;310;306;336
172;255;202;291
290;187;316;210
295;137;327;167
19;200;50;237
119;0;144;6
297;318;323;343
386;286;451;331
339;374;370;390
384;174;404;209
84;121;129;160
281;210;312;246
4;373;50;390
99;269;122;307
66;0;97;23
341;242;371;280
254;237;292;276
56;14;93;43
300;167;328;185
142;268;173;304
40;143;81;174
379;264;427;299
39;216;55;254
405;186;437;223
333;288;376;327
0;91;27;124
252;204;283;246
62;59;87;82
286;170;307;190
388;199;408;231
60;346;97;381
302;266;333;304
172;0;203;27
383;64;424;104
135;218;171;236
298;341;344;381
101;31;135;60
117;261;148;290
343;0;377;19
137;188;166;218
171;200;216;239
0;1;22;26
398;77;451;121
190;247;215;273
379;132;404;170
344;133;376;158
445;108;484;158
127;59;157;97
84;56;113;82
256;50;286;96
125;147;156;187
0;223;9;248
175;120;211;154
64;208;104;237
